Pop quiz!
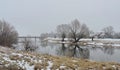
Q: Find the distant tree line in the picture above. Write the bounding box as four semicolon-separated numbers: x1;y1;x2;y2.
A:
41;19;120;42
0;19;119;48
102;26;120;39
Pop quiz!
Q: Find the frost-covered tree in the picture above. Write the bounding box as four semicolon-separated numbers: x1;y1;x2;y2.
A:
0;20;18;47
102;26;114;38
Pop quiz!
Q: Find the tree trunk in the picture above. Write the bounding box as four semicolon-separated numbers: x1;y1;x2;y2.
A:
61;33;65;42
73;34;84;43
73;37;81;43
62;37;65;42
92;37;94;41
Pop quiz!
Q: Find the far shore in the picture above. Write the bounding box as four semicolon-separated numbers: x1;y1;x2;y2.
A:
43;37;120;47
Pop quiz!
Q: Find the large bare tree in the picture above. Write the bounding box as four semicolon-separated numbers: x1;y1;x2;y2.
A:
69;19;89;43
0;20;18;47
68;19;81;42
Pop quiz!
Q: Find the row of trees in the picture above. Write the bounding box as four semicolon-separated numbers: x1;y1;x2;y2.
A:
0;19;120;47
41;19;120;42
102;26;120;38
56;19;89;43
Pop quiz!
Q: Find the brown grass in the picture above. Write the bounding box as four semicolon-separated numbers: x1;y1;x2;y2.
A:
34;62;48;70
9;55;21;60
1;46;120;70
0;64;25;70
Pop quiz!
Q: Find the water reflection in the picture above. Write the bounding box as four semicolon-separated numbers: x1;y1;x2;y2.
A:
57;44;90;59
40;41;48;47
90;45;115;55
102;46;114;55
37;41;120;63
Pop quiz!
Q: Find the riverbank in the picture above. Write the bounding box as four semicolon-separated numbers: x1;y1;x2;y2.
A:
44;38;120;47
0;46;120;70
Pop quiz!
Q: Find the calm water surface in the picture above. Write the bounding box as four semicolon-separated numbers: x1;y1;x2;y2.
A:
36;41;120;63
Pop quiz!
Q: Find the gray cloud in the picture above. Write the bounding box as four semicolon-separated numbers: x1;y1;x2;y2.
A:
0;0;120;36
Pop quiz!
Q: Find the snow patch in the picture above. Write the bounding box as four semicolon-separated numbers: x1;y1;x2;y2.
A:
11;53;23;57
60;66;66;69
47;61;53;70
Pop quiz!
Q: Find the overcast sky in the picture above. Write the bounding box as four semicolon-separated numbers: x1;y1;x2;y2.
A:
0;0;120;36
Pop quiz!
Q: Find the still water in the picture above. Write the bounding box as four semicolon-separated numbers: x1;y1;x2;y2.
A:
35;41;120;63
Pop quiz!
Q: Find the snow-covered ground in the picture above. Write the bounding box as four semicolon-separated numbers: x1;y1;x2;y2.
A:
0;46;120;70
0;46;52;70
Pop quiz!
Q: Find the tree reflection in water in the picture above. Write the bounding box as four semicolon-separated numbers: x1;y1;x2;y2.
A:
57;44;90;59
90;45;115;55
103;46;114;55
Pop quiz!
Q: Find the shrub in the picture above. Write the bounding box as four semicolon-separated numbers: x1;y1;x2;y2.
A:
22;38;38;52
0;20;18;47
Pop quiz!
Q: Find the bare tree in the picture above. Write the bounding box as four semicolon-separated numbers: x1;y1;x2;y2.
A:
43;19;89;43
68;19;89;43
102;26;114;38
80;23;90;38
113;32;120;38
56;24;70;41
0;20;18;47
68;19;81;42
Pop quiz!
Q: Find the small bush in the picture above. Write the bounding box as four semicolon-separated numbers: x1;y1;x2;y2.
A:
22;38;38;52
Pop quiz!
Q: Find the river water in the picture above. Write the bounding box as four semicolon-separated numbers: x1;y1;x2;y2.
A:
35;41;120;63
17;39;120;63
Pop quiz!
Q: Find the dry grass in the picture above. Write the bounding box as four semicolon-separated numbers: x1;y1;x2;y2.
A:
43;55;120;70
0;64;25;70
34;60;48;70
9;55;21;60
0;46;120;70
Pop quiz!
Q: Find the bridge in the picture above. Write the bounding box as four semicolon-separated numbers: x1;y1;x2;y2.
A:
18;36;41;44
18;36;41;39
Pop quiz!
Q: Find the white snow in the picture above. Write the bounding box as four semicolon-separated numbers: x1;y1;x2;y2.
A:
11;53;23;57
1;53;34;70
0;49;55;70
112;65;117;69
46;61;53;70
112;44;120;47
95;43;104;46
24;63;34;70
45;38;120;45
72;60;78;62
60;66;66;69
